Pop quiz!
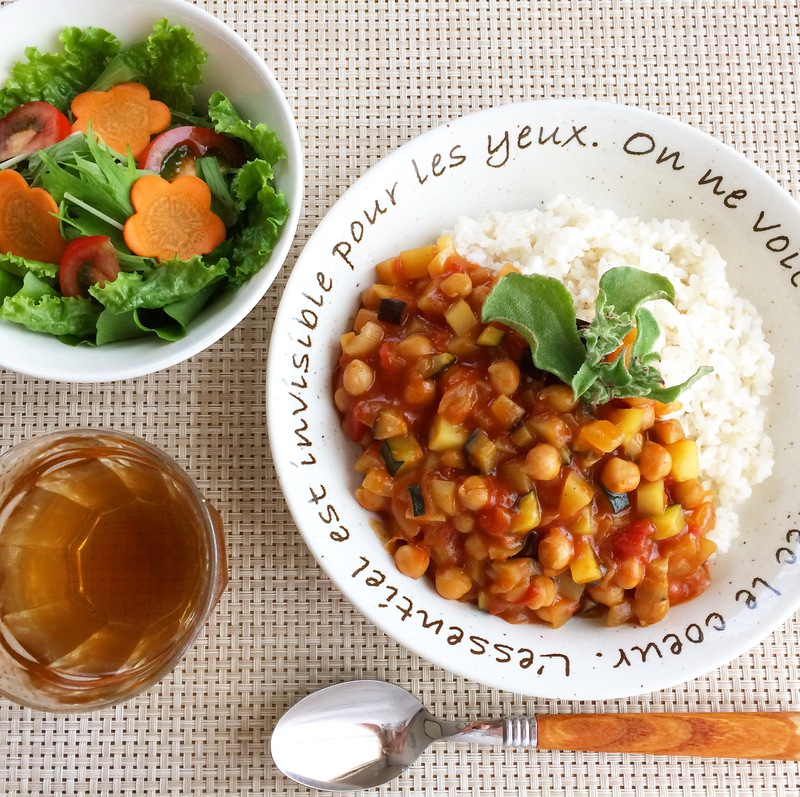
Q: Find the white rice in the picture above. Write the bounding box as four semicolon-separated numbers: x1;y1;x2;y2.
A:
448;195;774;552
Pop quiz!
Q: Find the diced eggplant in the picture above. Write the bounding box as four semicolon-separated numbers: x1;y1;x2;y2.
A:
463;428;498;474
602;486;631;514
377;297;408;325
408;484;426;517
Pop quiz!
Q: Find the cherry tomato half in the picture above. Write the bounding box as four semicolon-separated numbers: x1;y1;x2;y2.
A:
138;126;245;181
0;101;71;161
59;236;121;299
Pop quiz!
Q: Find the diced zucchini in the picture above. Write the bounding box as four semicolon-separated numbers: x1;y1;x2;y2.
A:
417;352;456;379
430;479;457;516
429;416;469;451
408;484;426;517
381;435;423;475
510;420;536;448
400;245;438;279
372;410;408;440
558;470;595;518
665;439;700;482
636;478;666;516
570;537;604;584
377;297;408;325
444;299;479;336
652;504;687;540
498;459;533;494
464;429;498;474
509;490;541;534
476;325;505;347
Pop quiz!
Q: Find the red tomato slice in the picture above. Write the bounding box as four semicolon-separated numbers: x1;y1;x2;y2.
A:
0;101;71;160
137;126;245;180
59;236;121;299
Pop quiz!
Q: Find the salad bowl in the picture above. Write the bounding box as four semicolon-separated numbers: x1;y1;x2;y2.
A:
0;0;302;382
267;99;800;700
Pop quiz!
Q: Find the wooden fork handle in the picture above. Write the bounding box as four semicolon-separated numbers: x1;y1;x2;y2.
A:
536;712;800;760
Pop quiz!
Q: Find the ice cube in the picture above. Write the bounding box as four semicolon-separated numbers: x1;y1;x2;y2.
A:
36;458;134;510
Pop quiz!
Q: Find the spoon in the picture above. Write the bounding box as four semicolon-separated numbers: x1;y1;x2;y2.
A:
271;680;800;792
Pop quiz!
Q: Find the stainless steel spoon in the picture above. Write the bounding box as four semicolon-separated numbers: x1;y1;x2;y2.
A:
270;680;800;792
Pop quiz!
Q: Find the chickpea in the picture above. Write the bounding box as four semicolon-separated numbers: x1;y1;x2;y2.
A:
525;575;557;610
672;478;707;509
454;512;476;533
539;384;577;413
396;334;434;359
435;565;472;600
394;544;430;579
355;487;388;512
333;387;349;413
538;528;573;574
601;457;641;494
614;558;645;590
441;449;467;469
404;376;437;405
342;359;374;396
464;532;489;560
523;443;561;481
441;272;473;298
458;476;490;511
651;419;685;445
488;359;520;396
637;441;672;481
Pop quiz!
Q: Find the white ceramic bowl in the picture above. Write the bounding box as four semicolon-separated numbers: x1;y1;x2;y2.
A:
0;0;302;382
268;100;800;700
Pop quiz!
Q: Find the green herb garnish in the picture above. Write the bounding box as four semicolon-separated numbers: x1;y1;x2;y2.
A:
481;266;712;405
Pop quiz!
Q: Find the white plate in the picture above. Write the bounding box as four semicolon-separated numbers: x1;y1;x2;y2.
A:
268;100;800;699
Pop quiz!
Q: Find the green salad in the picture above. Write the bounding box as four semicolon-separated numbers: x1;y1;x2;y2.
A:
0;21;289;345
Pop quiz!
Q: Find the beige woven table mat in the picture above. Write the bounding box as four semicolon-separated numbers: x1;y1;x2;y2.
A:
0;0;799;794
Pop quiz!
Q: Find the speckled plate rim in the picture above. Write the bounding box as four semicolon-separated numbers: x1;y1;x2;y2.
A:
268;99;800;700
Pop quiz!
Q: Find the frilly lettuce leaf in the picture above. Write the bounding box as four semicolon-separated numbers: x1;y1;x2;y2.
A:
0;27;120;116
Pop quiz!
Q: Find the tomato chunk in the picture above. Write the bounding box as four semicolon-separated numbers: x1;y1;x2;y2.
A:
0;101;71;160
137;126;245;180
59;236;121;298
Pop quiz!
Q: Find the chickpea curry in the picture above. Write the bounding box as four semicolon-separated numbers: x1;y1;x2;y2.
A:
332;239;717;628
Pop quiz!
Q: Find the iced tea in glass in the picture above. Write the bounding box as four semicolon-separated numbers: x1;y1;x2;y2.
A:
0;430;226;711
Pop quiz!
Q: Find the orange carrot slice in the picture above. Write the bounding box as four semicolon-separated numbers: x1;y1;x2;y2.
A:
71;82;171;158
0;170;66;263
123;174;226;261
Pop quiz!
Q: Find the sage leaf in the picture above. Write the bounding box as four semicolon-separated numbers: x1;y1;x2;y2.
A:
481;272;586;384
598;266;675;317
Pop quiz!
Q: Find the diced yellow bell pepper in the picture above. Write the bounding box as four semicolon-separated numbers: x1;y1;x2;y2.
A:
604;408;645;446
399;245;438;279
570;537;604;584
574;420;625;454
558;471;595;518
636;478;666;516
444;299;479;336
665;439;700;482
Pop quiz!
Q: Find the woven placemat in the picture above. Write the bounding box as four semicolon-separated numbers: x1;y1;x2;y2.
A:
0;0;798;794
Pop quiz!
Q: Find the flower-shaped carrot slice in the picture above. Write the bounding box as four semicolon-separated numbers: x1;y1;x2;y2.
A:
0;170;66;263
71;82;171;158
123;174;226;261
